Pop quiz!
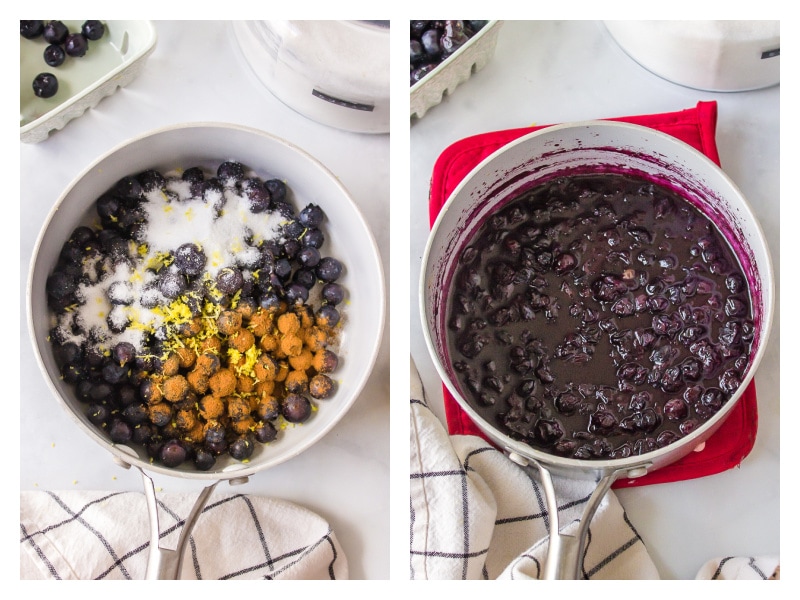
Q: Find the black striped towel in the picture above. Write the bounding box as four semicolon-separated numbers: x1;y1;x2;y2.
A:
20;490;348;580
409;356;778;580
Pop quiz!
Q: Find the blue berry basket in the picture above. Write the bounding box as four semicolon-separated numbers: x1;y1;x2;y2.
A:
20;20;158;143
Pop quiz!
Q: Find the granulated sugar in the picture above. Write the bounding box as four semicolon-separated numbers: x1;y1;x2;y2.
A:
52;168;287;355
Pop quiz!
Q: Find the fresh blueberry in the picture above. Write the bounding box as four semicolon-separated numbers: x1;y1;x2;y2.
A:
32;72;58;98
182;166;205;191
411;64;436;85
121;403;148;425
45;270;77;304
158;271;187;299
113;342;137;366
86;403;110;426
216;266;244;295
43;44;66;67
259;292;282;311
298;203;325;228
160;440;187;468
420;28;441;57
242;178;271;213
174;242;206;276
108;419;133;443
283;238;300;259
217;160;246;186
265;179;287;203
64;33;88;57
297;246;320;268
321;282;344;305
410;20;429;37
20;20;44;39
274;257;292;279
254;421;278;443
301;228;325;249
81;20;105;41
293;268;317;289
202;178;224;202
117;384;139;407
283;220;305;240
132;423;155;446
282;394;312;423
54;342;82;366
285;283;309;304
101;361;128;385
42;20;68;45
228;435;255;460
137;169;166;193
316;305;340;328
113;175;143;200
316;257;343;282
410;39;424;63
194;449;216;471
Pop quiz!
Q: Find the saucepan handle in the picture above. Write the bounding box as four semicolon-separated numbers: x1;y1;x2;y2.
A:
528;460;626;580
138;468;220;580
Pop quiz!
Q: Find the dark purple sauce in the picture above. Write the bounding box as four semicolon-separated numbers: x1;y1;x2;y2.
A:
444;172;754;460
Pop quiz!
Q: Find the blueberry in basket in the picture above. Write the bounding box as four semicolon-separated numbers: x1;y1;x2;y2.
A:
446;173;755;460
42;20;68;45
410;20;488;86
20;20;44;39
46;161;347;471
21;19;107;99
32;72;58;98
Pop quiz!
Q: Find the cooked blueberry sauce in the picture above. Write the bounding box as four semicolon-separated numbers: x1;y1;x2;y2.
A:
445;173;754;460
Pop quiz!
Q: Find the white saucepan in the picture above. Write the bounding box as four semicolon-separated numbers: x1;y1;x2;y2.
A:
27;123;386;578
420;121;773;579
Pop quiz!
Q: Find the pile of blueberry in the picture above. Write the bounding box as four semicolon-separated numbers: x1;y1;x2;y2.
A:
410;20;488;86
46;161;347;471
21;20;105;99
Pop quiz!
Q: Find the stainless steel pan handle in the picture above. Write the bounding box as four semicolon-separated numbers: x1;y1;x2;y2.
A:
534;461;618;579
509;454;650;580
140;469;220;580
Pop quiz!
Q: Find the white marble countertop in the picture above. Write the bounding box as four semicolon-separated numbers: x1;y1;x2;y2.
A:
19;21;389;580
410;20;780;580
17;18;783;582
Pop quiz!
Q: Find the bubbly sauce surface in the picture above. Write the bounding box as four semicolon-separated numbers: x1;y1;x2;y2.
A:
445;173;753;459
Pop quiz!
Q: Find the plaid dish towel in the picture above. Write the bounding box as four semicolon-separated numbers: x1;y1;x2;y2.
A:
409;356;778;580
20;490;348;580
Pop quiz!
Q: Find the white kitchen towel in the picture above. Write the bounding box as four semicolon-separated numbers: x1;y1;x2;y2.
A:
409;356;778;580
20;490;348;580
695;556;780;580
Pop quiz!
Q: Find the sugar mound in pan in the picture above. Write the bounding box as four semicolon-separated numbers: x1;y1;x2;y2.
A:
51;167;287;354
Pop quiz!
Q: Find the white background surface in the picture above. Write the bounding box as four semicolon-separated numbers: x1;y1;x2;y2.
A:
19;21;389;580
410;20;780;580
16;17;787;583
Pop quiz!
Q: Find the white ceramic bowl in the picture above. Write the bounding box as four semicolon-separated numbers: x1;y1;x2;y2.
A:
20;20;157;143
27;122;386;481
